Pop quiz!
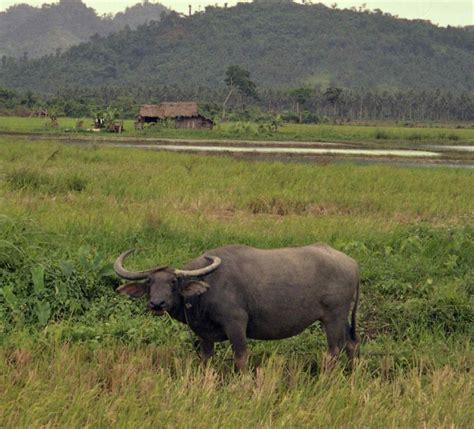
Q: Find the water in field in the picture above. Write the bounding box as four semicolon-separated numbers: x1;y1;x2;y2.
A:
10;132;472;167
108;143;441;158
427;145;474;152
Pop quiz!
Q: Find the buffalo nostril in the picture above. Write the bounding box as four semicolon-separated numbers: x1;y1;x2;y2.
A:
149;301;166;310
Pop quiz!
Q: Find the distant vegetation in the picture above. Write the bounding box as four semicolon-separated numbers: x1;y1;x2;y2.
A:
1;2;473;122
0;0;169;59
1;83;473;122
0;1;473;93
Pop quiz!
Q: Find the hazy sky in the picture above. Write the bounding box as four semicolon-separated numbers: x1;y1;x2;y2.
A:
1;1;472;27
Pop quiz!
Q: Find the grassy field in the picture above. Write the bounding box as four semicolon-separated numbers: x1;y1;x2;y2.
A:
1;116;473;145
0;136;473;427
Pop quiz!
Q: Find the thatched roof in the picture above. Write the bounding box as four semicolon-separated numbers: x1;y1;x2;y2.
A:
139;102;199;119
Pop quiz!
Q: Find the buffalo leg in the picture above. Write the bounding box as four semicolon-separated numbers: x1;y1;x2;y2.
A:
345;324;360;367
199;337;215;363
225;324;248;371
323;316;348;371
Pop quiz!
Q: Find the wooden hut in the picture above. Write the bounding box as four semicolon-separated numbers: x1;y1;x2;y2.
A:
136;102;214;129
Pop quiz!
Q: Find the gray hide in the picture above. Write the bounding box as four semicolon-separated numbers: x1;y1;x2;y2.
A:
116;243;360;370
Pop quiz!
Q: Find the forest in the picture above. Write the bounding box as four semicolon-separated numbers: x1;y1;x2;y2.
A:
1;1;473;93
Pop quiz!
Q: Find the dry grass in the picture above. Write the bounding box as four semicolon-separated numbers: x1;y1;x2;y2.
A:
1;342;472;428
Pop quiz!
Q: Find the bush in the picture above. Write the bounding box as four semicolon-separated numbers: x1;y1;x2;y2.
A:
6;168;87;194
374;129;391;139
0;243;120;328
407;132;423;140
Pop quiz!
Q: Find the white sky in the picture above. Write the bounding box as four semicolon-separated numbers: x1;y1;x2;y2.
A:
0;1;472;27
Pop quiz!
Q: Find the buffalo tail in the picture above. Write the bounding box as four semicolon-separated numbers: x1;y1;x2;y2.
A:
350;277;360;341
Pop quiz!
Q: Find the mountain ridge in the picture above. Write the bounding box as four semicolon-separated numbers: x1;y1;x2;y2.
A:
0;0;169;58
1;2;473;93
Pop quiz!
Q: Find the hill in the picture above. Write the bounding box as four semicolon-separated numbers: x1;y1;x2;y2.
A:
0;1;473;92
0;0;169;59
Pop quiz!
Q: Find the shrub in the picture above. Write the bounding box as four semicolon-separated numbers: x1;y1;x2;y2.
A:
5;168;45;191
6;168;87;194
374;129;391;139
407;132;423;140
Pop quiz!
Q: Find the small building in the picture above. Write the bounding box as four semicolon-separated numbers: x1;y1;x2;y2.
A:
136;102;214;129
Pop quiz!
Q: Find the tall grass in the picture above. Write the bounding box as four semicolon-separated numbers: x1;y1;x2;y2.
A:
0;138;473;426
1;340;472;428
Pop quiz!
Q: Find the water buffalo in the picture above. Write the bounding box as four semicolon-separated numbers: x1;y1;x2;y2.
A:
114;244;360;370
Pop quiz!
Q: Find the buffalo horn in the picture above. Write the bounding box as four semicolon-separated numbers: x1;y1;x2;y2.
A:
174;256;221;277
114;249;155;280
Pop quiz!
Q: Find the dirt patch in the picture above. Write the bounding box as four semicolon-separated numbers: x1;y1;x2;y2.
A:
247;197;308;216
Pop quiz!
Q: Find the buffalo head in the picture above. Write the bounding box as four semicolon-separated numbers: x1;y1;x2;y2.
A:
114;249;221;315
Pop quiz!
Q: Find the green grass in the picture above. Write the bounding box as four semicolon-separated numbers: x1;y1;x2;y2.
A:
1;116;473;145
0;137;473;427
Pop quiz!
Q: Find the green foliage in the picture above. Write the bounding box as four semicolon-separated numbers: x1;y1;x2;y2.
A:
1;82;473;122
222;65;258;119
1;2;473;93
95;106;122;132
374;129;391;139
290;88;313;106
225;65;258;99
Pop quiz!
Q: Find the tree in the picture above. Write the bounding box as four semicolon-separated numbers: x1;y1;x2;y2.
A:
222;65;257;120
21;90;37;108
103;106;120;131
47;105;61;128
94;106;120;131
324;87;342;116
289;88;312;123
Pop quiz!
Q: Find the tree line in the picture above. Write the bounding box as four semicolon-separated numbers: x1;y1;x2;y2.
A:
1;84;473;122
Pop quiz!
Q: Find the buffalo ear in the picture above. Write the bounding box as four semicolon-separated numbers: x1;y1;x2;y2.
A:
179;281;210;298
116;282;147;298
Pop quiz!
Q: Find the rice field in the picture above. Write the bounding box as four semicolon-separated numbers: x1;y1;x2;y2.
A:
0;136;473;427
